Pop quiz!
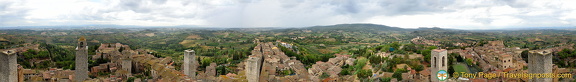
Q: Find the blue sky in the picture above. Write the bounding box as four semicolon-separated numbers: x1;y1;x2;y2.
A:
1;0;575;29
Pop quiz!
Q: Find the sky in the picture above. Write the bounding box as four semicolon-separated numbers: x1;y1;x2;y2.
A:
1;0;575;29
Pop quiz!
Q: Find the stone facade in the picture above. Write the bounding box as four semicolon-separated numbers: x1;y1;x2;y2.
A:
183;49;197;79
431;49;447;82
246;54;263;82
206;63;217;77
121;59;132;74
75;37;89;81
498;55;513;70
0;49;17;82
528;50;553;82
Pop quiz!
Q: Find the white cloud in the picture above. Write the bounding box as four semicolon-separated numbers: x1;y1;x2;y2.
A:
0;0;574;29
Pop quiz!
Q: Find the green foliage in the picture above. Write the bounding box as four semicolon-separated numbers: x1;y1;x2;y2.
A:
414;64;424;72
216;65;233;75
354;57;369;70
200;58;213;69
279;69;294;76
127;77;136;82
356;69;372;79
465;58;474;66
339;64;352;75
519;50;528;62
368;55;383;64
380;77;392;82
320;72;330;78
392;68;405;81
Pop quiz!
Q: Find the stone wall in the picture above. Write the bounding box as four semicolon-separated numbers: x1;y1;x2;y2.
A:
528;50;553;82
0;50;17;82
75;38;89;82
246;43;263;82
183;50;197;79
431;49;447;82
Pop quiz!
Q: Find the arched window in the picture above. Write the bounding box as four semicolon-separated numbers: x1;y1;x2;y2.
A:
434;57;437;67
79;42;84;47
442;56;445;67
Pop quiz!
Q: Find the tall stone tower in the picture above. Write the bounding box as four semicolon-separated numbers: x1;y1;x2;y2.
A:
0;49;17;82
183;49;197;79
75;36;89;81
121;50;134;75
431;49;447;82
528;50;552;82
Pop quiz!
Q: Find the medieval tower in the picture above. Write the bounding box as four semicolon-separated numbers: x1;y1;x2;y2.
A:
75;36;89;81
431;49;447;82
528;50;553;82
246;43;263;82
121;50;134;75
0;49;17;82
183;49;198;79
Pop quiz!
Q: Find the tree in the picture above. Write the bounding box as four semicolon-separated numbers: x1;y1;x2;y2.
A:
356;69;372;79
521;50;529;62
392;69;405;81
424;53;431;63
368;55;382;64
354;57;369;70
414;65;424;72
380;77;392;82
465;58;474;66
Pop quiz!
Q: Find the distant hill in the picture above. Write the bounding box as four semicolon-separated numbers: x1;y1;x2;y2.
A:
303;23;412;32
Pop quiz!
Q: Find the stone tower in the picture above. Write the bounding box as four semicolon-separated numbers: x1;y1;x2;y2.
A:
183;49;197;79
75;36;89;81
528;50;552;82
431;49;447;82
121;50;134;75
0;49;17;82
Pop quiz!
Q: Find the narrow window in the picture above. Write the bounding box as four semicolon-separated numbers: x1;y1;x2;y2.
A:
434;57;437;67
442;56;445;67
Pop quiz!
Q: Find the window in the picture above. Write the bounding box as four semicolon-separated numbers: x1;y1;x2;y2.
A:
442;56;445;67
434;57;437;67
79;42;84;47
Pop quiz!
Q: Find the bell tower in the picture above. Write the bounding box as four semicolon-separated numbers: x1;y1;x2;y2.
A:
431;49;447;82
75;36;89;81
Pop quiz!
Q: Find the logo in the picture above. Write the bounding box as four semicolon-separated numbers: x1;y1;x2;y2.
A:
437;70;448;81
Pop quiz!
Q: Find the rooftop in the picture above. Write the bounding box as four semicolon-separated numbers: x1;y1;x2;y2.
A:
432;49;446;52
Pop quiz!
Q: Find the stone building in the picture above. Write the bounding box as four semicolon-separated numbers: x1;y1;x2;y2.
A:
75;36;89;81
498;54;513;70
0;49;17;82
431;49;447;82
183;49;198;79
528;50;553;82
246;45;263;82
206;63;217;77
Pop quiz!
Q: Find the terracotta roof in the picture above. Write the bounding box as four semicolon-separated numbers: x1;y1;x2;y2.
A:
410;70;417;74
499;55;511;58
420;68;430;76
432;49;446;52
503;68;514;72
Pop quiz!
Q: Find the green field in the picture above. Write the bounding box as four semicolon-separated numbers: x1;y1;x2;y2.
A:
453;63;470;73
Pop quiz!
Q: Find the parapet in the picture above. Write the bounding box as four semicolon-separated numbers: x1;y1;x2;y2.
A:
529;49;552;56
185;50;195;53
432;49;447;52
0;49;16;55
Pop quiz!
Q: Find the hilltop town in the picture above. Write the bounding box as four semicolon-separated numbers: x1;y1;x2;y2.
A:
1;24;576;82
